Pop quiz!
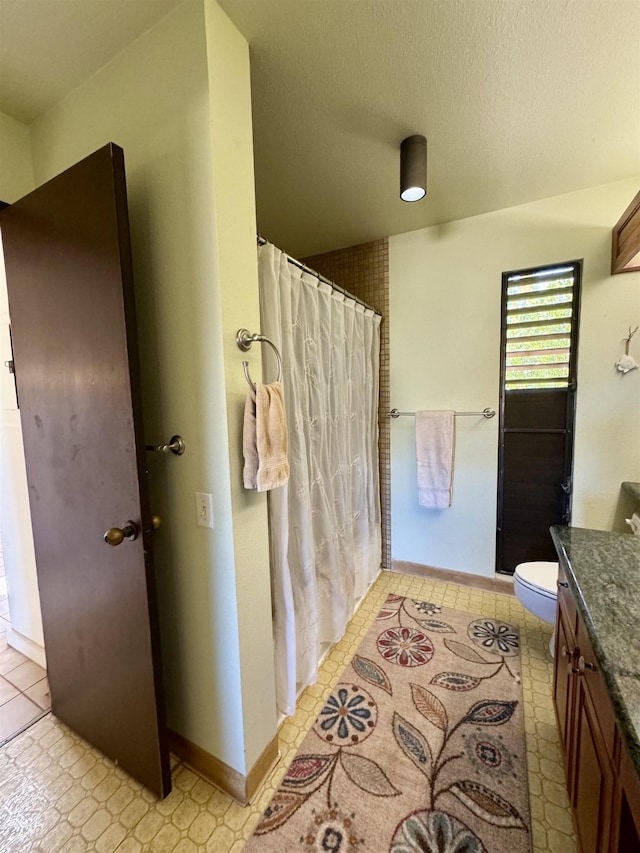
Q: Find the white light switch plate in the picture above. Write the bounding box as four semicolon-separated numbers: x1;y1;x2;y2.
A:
195;492;214;528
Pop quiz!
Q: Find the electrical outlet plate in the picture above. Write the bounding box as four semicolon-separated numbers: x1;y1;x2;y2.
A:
195;492;214;529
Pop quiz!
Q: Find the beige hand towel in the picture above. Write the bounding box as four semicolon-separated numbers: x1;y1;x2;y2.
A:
243;381;290;492
243;386;259;489
415;410;455;508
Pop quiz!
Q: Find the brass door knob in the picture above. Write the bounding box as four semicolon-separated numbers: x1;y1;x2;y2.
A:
104;520;139;546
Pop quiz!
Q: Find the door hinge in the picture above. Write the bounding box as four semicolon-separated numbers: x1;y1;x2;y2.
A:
4;359;14;374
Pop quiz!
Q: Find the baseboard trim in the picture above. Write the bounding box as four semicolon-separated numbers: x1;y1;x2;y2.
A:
391;560;515;596
168;728;280;806
6;627;47;668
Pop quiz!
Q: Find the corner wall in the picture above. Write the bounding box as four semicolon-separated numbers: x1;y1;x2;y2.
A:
390;179;640;577
29;0;276;777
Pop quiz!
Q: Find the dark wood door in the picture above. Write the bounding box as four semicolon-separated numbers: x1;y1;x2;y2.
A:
498;389;574;571
496;261;581;574
0;144;170;797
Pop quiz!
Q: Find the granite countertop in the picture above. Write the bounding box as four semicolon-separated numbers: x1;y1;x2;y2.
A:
550;525;640;776
622;481;640;505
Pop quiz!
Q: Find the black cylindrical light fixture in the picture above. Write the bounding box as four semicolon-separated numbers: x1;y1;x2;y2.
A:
400;134;427;202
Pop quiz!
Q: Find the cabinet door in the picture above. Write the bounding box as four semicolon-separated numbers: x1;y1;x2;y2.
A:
553;603;574;764
571;673;615;853
613;743;640;853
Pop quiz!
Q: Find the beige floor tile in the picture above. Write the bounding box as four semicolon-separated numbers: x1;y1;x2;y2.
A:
0;692;43;741
0;674;20;706
23;676;52;710
0;645;27;675
4;658;47;691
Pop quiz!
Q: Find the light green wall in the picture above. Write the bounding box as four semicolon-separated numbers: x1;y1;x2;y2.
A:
390;178;640;576
29;0;276;775
0;111;34;203
203;0;278;771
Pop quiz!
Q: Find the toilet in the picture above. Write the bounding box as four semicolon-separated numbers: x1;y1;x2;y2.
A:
513;561;559;655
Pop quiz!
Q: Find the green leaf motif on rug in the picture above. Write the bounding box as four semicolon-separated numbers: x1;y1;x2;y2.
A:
339;752;402;797
392;712;432;777
351;654;393;695
444;639;494;665
448;780;527;829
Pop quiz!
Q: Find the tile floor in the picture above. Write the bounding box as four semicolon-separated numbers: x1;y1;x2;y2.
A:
0;551;51;747
0;569;577;852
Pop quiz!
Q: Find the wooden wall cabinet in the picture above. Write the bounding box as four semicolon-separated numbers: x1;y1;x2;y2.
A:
553;564;640;852
611;190;640;274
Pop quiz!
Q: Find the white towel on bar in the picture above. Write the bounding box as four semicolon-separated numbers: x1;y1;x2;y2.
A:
415;410;455;508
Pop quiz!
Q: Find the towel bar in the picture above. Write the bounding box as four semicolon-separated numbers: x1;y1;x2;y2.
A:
236;328;283;392
389;407;496;419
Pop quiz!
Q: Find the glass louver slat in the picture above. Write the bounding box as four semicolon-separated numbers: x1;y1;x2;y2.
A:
506;282;574;298
506;337;570;351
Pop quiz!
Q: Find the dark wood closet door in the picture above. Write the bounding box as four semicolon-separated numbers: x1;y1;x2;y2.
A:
0;144;170;797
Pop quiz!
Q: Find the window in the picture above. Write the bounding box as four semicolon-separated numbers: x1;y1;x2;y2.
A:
502;263;580;391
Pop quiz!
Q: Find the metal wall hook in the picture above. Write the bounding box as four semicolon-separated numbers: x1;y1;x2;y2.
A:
145;435;185;455
236;328;283;392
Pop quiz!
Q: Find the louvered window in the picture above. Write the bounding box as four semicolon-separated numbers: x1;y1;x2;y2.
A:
503;263;580;391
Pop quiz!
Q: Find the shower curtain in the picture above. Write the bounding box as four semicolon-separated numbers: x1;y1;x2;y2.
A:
258;241;382;716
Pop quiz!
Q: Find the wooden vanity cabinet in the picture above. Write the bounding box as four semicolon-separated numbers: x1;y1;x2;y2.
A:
553;563;640;853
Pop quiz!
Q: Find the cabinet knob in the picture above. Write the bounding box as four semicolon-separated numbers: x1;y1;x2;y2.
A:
557;580;569;589
571;655;596;674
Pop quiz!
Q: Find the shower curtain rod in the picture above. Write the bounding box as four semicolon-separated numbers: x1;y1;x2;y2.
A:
257;235;382;317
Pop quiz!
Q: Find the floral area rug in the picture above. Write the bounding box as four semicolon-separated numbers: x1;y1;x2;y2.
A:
245;594;531;853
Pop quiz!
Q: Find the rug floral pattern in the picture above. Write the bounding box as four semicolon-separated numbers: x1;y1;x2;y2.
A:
245;595;531;852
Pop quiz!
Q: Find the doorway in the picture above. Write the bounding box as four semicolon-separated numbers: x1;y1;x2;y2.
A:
0;261;50;745
496;260;581;575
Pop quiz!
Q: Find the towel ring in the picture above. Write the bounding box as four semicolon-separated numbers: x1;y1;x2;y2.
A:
236;328;283;392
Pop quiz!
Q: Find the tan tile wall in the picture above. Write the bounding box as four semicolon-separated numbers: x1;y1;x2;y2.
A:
302;239;391;570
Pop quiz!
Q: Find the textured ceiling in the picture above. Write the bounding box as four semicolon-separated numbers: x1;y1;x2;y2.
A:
0;1;638;259
0;0;183;123
219;0;640;257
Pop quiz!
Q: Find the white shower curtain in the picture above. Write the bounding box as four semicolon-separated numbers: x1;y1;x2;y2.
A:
258;242;382;716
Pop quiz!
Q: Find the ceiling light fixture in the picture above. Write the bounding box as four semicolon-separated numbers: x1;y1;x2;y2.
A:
400;135;427;202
